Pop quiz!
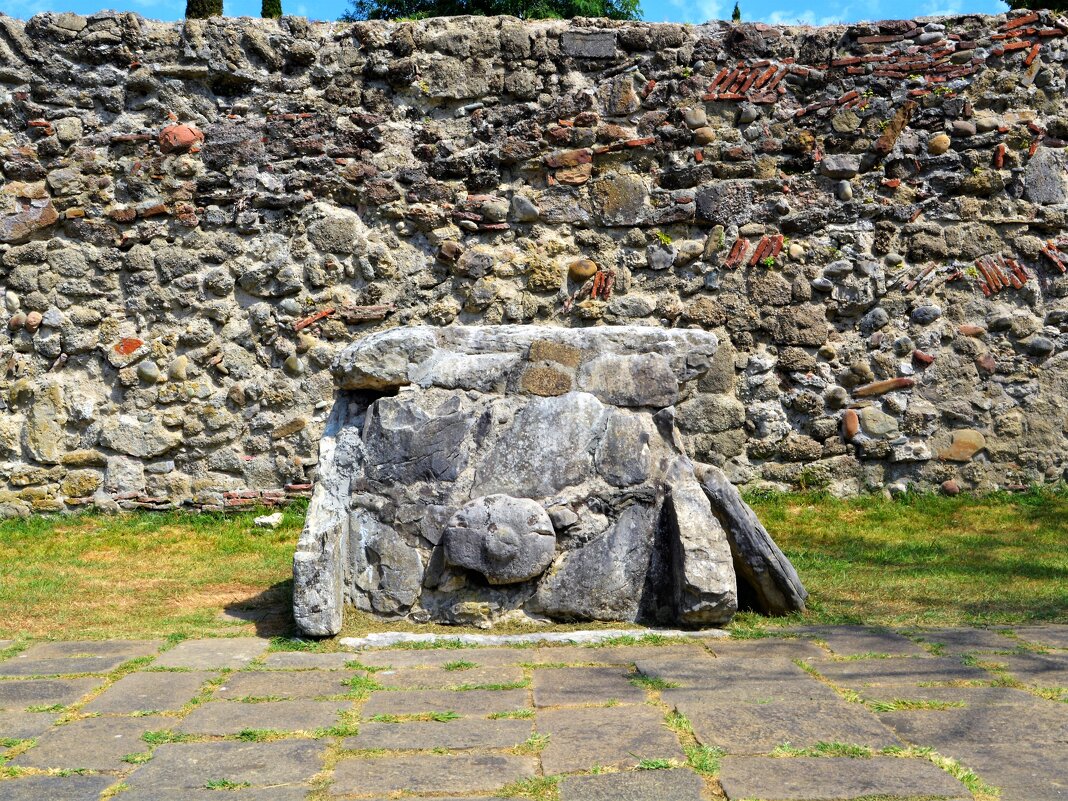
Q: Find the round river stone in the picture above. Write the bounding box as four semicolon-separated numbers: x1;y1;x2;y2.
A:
443;494;556;585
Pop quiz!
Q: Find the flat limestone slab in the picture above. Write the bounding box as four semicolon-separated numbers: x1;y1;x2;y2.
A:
84;670;214;713
0;654;133;676
154;638;270;669
533;666;646;707
857;684;1042;707
360;689;528;718
710;638;828;661
0;709;58;739
331;753;537;795
908;627;1019;653
719;756;972;800
344;718;531;751
560;769;704;800
0;677;103;709
179;700;347;735
878;701;1068;748
0;774;116;801
947;741;1068;801
355;648;530;670
538;705;685;774
798;626;930;657
377;665;526;690
670;695;900;755
529;644;708;666
985;652;1068;688
810;656;989;686
650;659;842;703
260;652;356;670
1017;625;1068;650
215;670;355;699
124;740;325;792
15;640;161;660
118;788;311;801
13;714;168;770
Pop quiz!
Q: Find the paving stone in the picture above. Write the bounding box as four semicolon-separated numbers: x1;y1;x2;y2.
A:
0;641;12;650
529;644;705;666
1017;625;1068;650
669;694;900;754
361;689;528;718
719;756;971;800
650;658;842;702
15;640;160;660
908;627;1019;654
119;788;311;801
354;648;529;669
878;699;1068;748
124;740;324;792
799;626;930;657
985;652;1068;688
331;753;536;795
710;638;828;661
533;666;645;707
376;665;526;690
857;684;1042;707
810;656;990;686
179;700;347;735
559;769;705;800
83;670;213;713
537;705;685;773
0;709;59;739
0;654;133;676
215;670;355;699
344;717;531;750
0;774;116;801
12;714;168;770
947;741;1068;801
260;652;356;670
154;638;270;669
0;677;103;709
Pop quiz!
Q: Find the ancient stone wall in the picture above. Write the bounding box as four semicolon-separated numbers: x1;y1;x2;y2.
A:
1;9;1066;515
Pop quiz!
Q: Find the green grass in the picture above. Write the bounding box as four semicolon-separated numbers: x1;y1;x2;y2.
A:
489;709;535;720
442;660;477;671
744;487;1068;628
629;675;680;691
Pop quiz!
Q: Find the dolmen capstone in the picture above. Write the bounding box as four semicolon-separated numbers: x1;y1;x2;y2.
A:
293;325;806;636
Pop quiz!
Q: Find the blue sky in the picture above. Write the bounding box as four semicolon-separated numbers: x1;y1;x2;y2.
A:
3;0;1010;28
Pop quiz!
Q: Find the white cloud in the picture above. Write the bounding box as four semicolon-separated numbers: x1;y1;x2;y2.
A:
759;7;846;24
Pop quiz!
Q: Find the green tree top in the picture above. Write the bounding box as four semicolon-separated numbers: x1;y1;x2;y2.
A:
1007;0;1067;10
186;0;223;18
731;2;741;21
340;0;640;21
262;0;283;17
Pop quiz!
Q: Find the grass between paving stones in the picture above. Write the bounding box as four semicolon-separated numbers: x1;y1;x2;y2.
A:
0;489;1064;640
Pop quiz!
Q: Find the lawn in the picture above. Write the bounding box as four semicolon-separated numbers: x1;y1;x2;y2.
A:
0;489;1064;640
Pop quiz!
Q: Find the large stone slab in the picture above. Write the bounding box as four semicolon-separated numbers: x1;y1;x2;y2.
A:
559;769;705;801
376;665;525;690
13;714;169;770
124;740;325;792
154;638;269;669
259;651;356;670
710;638;828;661
810;656;990;686
985;652;1068;689
0;775;116;801
360;689;528;718
1017;625;1068;650
532;666;645;707
647;657;841;702
354;648;529;669
0;709;59;739
0;653;135;676
799;626;929;657
908;627;1019;654
84;671;214;713
0;677;103;709
947;741;1068;801
178;700;346;735
537;705;685;773
331;753;537;795
13;640;160;660
719;756;971;800
878;700;1068;748
214;670;354;699
670;695;900;754
344;717;531;750
118;788;311;801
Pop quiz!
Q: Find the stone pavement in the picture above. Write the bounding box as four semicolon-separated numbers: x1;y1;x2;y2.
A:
0;625;1065;800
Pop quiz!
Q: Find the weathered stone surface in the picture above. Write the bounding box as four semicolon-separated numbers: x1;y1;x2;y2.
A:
1025;149;1068;205
443;495;556;585
560;770;705;801
84;671;213;713
939;428;986;462
332;754;537;795
13;715;169;770
179;700;344;735
799;625;929;657
532;666;646;707
214;670;353;699
719;756;971;800
0;775;116;801
153;638;269;669
538;705;686;773
810;656;990;686
360;689;529;718
0;677;102;710
123;741;324;793
344;717;531;751
0;709;59;739
297;325;780;634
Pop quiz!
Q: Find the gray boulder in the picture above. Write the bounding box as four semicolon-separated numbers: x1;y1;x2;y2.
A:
444;495;556;584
